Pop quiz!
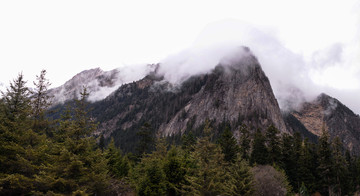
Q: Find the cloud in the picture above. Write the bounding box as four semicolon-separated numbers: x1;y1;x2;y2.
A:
88;64;155;102
50;64;155;104
156;19;360;114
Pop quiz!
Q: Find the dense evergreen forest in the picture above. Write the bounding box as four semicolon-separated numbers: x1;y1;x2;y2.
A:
1;71;360;195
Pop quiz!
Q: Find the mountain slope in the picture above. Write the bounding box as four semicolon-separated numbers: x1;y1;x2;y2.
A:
48;68;120;104
90;47;288;151
291;93;360;151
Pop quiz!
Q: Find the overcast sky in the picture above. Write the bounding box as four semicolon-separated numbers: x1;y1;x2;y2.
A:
0;0;359;113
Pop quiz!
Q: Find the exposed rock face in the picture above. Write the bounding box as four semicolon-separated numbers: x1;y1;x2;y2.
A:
91;47;288;151
158;51;288;136
291;93;360;152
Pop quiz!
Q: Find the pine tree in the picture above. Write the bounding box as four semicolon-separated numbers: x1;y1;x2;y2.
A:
265;125;282;165
31;69;52;134
250;129;268;165
133;138;168;196
232;157;254;196
40;87;110;195
99;134;105;152
181;132;196;153
136;122;155;158
317;126;334;195
218;126;240;163
2;73;32;131
184;120;233;195
0;73;45;195
298;138;316;193
106;138;130;178
239;124;251;161
163;146;187;196
332;136;347;195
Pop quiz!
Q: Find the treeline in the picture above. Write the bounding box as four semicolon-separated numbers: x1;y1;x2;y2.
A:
1;71;360;195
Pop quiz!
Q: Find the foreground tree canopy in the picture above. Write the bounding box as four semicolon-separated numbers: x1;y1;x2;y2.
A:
1;72;360;195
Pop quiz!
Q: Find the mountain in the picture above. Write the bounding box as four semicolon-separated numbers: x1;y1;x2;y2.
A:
90;47;289;151
47;46;360;153
289;93;360;152
48;65;156;105
48;68;120;104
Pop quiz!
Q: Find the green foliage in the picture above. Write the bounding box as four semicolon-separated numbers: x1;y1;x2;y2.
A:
317;127;334;195
135;122;155;158
239;124;251;160
218;126;240;163
183;121;234;195
250;129;268;165
31;69;52;134
232;157;254;196
181;131;196;152
106;138;130;179
163;147;187;196
266;125;282;165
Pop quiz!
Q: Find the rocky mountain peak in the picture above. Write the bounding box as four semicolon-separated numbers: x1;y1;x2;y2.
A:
291;93;360;152
91;47;289;151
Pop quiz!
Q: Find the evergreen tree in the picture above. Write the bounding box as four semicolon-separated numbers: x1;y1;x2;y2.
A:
317;127;334;195
136;122;155;157
31;69;52;134
218;126;240;163
106;138;130;179
181;132;196;153
232;157;254;196
40;87;110;195
133;138;168;196
0;73;43;195
163;146;187;196
138;159;167;196
250;129;268;165
265;125;282;165
332;136;347;195
1;73;32;131
99;134;105;152
298;138;316;193
239;124;251;161
184;120;233;195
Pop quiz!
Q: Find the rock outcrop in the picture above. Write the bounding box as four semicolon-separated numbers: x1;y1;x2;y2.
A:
291;93;360;152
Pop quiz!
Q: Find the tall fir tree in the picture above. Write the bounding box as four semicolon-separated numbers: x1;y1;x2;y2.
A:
184;120;233;195
163;146;187;196
265;125;282;165
250;129;268;165
298;138;316;194
136;122;155;158
317;126;334;195
0;73;46;195
31;69;52;134
239;124;251;161
332;136;348;195
218;126;240;163
232;157;254;196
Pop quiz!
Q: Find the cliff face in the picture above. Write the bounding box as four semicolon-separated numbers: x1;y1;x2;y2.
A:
91;47;288;151
291;93;360;151
158;50;288;136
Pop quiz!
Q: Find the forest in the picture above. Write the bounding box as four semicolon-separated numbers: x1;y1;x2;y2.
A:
1;71;360;196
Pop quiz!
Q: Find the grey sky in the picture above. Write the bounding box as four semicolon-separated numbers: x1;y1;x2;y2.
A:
0;0;359;113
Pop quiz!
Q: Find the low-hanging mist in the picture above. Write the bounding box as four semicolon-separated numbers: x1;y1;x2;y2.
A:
48;20;359;114
154;20;360;114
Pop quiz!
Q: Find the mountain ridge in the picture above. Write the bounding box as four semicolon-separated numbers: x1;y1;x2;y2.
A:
46;47;360;153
